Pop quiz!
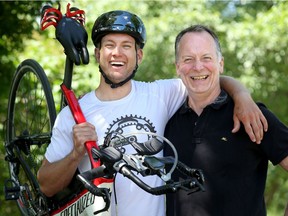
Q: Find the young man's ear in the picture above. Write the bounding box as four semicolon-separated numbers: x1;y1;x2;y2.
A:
137;48;144;64
94;48;100;63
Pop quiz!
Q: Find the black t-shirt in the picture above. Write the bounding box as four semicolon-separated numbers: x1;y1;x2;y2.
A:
164;90;288;216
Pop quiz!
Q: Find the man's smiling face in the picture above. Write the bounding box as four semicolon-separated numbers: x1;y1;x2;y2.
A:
95;33;143;83
176;31;224;96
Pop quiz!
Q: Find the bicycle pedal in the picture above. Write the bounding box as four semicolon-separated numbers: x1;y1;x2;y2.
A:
4;179;20;200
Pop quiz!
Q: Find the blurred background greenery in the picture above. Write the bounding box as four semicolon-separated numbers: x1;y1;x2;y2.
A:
0;0;287;215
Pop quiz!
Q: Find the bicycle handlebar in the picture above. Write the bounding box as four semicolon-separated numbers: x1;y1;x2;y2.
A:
77;140;205;215
116;163;204;195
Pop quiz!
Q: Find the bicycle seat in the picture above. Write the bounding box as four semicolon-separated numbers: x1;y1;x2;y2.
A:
56;17;89;65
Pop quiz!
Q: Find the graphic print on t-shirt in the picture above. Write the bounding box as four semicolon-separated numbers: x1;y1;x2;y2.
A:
104;114;156;149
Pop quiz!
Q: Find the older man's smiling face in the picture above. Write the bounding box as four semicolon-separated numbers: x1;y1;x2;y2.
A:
176;31;224;97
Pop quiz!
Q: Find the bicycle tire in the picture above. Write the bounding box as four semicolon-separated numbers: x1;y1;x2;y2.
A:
5;59;56;215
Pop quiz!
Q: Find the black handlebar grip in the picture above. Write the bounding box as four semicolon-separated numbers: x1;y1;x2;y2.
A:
119;166;154;193
92;147;123;164
131;138;163;155
119;165;205;195
79;165;108;181
119;166;181;195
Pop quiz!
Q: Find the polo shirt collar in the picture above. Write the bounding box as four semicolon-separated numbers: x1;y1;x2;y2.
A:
180;90;229;114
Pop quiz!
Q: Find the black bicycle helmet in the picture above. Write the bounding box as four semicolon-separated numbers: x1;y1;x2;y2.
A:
91;10;146;48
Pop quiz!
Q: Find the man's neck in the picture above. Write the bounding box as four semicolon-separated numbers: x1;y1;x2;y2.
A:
188;88;221;115
95;80;132;101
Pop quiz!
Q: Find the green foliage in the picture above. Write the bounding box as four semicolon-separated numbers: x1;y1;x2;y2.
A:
0;1;52;214
0;1;287;215
0;1;49;124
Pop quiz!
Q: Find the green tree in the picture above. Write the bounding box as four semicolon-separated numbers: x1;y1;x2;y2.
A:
0;1;49;122
0;1;52;214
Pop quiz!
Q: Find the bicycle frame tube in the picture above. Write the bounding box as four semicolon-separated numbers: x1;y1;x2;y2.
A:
60;84;100;169
60;57;74;110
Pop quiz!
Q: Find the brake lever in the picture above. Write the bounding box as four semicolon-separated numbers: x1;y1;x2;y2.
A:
176;161;205;184
94;189;110;215
76;174;111;215
122;154;150;176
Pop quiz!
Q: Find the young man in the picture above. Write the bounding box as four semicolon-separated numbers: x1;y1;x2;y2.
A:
38;11;267;216
164;24;288;216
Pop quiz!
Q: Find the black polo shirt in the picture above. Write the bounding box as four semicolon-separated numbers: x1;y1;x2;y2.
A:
164;90;288;216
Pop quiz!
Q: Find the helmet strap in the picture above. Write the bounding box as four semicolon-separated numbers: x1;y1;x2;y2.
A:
99;64;138;89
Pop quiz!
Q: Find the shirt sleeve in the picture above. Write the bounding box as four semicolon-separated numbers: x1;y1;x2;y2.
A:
259;103;288;165
153;78;187;118
45;107;75;163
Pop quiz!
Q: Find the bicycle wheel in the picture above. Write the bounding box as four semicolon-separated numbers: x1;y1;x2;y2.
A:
5;59;56;215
